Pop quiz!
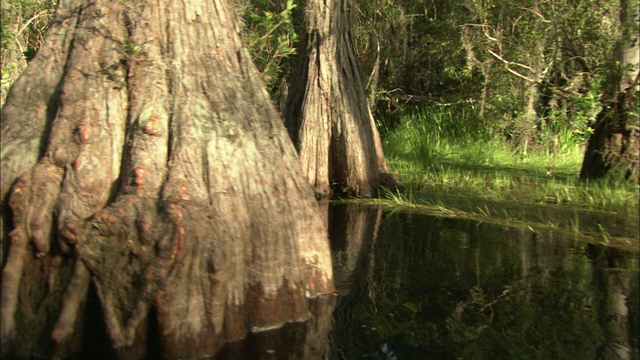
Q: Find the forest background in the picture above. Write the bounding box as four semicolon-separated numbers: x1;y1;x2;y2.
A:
2;0;639;247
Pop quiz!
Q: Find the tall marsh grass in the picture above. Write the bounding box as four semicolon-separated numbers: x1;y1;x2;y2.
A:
377;106;639;247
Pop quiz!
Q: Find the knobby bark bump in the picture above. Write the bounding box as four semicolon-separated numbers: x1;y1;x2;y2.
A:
283;0;401;198
0;0;334;358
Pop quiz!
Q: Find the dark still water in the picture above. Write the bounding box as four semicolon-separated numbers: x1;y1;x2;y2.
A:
9;204;637;359
327;204;639;360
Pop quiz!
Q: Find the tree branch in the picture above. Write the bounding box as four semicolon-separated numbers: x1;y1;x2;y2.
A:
517;6;551;23
487;49;537;82
385;89;473;106
16;10;51;37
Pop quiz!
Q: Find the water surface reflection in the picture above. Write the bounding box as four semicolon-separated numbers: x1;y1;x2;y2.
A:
327;204;639;360
31;204;640;359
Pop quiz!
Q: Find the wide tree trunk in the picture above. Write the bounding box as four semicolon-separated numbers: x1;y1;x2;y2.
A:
0;0;334;358
580;0;639;182
283;0;400;198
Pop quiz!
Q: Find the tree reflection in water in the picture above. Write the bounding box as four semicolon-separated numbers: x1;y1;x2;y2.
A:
328;204;639;360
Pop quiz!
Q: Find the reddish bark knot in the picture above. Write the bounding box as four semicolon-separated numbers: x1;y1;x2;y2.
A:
134;165;146;189
155;292;168;309
144;116;161;136
9;184;27;208
62;226;77;243
74;158;82;171
178;183;190;200
52;329;64;342
93;212;119;224
167;203;184;221
138;215;151;234
135;165;145;179
78;124;90;143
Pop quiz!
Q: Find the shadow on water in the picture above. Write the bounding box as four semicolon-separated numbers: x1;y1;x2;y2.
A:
327;203;639;360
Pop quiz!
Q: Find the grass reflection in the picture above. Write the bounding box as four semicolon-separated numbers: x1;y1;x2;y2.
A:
328;206;639;360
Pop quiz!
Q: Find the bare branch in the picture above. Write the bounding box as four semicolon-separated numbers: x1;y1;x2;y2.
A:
461;23;490;27
487;49;537;82
482;27;499;42
16;10;52;37
487;49;534;72
517;6;552;23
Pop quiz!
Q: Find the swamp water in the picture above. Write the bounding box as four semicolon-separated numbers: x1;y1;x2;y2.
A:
325;204;639;360
68;204;640;359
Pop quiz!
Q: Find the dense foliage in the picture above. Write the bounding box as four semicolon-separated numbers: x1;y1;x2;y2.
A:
352;0;636;155
2;0;637;171
240;0;299;95
1;0;55;107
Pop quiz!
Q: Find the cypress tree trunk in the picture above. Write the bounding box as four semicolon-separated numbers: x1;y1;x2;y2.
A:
580;0;639;182
0;0;334;358
283;0;400;198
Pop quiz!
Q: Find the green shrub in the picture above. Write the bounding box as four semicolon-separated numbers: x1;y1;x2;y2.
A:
242;0;299;94
1;0;56;106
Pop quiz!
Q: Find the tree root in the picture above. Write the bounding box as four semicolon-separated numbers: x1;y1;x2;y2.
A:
0;174;32;347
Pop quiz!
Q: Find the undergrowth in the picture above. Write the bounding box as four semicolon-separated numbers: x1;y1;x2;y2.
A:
370;106;639;250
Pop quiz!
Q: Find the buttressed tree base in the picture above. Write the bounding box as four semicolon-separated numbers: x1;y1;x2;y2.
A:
283;0;402;198
0;0;333;358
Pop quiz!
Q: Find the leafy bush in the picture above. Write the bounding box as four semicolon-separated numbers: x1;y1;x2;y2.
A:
242;0;299;94
1;0;56;106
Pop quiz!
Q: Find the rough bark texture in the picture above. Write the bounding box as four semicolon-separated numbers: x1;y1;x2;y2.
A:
283;0;400;198
0;0;334;358
0;0;81;255
580;0;639;183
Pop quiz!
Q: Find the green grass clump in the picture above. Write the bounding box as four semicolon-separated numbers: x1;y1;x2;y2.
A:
373;107;639;250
